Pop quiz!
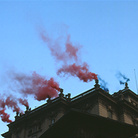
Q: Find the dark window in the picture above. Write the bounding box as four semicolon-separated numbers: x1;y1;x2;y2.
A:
134;120;138;126
51;119;55;124
108;110;112;118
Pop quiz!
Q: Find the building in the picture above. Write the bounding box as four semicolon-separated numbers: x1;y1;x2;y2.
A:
2;80;138;138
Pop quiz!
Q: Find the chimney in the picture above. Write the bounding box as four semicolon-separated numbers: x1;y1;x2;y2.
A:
94;79;100;89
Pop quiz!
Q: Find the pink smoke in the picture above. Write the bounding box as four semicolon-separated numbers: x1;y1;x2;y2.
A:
0;109;12;123
0;94;29;122
39;27;97;82
18;98;29;107
39;29;79;63
0;96;20;113
11;71;60;101
57;63;98;82
65;35;79;62
0;70;60;123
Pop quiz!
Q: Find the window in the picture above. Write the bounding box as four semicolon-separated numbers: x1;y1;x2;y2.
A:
134;120;138;127
28;124;41;136
51;119;55;124
108;110;112;118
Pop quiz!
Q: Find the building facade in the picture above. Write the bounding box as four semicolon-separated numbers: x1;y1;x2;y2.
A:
2;80;138;138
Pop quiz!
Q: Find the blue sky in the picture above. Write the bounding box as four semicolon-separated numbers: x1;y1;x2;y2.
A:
0;1;138;136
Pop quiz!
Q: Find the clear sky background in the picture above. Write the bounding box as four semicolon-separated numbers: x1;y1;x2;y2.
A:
0;0;138;137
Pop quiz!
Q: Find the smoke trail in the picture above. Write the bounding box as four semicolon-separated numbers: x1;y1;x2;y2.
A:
0;109;12;123
57;63;97;82
116;72;130;85
40;29;79;64
18;98;29;107
98;76;109;92
0;96;20;112
0;95;29;122
39;27;97;82
0;70;60;123
65;35;79;62
9;71;60;101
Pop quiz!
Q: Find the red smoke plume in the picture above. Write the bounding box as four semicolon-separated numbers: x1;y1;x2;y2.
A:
0;96;20;112
40;29;79;63
0;69;60;123
0;109;12;123
10;71;60;101
57;63;97;82
0;95;29;122
65;35;79;62
0;70;60;123
39;27;97;82
18;98;29;108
